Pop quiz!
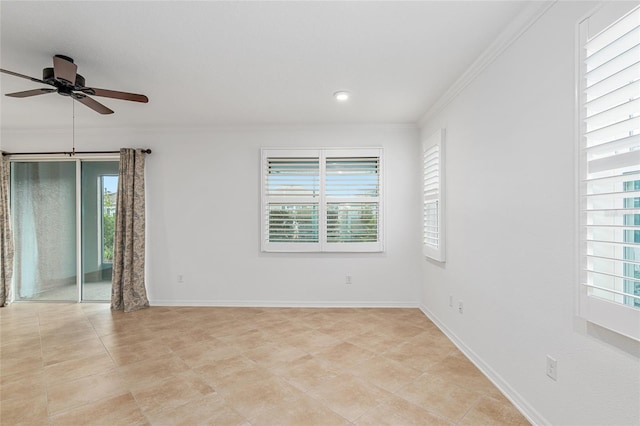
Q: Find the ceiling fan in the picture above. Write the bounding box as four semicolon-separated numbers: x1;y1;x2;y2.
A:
0;54;148;114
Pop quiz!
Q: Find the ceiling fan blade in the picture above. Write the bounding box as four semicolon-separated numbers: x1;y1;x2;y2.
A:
71;93;114;115
83;87;148;103
53;55;77;84
5;88;56;98
0;68;47;84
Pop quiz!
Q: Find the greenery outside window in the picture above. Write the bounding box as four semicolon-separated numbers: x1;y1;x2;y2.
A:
100;175;117;264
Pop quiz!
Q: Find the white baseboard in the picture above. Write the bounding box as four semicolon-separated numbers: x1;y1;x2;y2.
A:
149;299;419;308
419;304;549;426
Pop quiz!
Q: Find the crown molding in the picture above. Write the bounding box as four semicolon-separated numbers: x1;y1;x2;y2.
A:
418;1;557;127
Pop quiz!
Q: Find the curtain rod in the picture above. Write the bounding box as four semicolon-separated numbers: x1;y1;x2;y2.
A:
2;149;152;157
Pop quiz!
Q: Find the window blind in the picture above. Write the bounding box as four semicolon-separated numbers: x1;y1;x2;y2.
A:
579;4;640;341
266;158;320;197
261;149;383;252
325;157;380;244
325;157;380;198
423;130;445;262
263;155;320;249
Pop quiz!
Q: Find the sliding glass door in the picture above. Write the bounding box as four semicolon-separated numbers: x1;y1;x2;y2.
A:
81;161;119;301
11;158;119;302
12;162;77;301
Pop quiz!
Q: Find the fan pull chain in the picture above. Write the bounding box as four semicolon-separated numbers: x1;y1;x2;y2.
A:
72;99;75;156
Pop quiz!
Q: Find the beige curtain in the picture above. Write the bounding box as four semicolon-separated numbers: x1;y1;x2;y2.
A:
0;153;14;307
111;148;149;312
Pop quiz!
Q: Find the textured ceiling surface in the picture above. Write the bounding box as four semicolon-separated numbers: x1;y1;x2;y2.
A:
0;1;526;130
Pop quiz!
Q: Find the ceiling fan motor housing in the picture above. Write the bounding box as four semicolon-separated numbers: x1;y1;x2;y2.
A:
42;67;85;90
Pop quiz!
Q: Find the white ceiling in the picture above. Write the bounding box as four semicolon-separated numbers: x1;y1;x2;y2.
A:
0;1;527;130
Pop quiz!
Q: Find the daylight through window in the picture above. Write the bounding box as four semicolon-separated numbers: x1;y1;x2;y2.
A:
261;148;383;252
423;129;445;262
578;4;640;340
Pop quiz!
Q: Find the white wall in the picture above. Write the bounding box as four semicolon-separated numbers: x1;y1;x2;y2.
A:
419;2;640;425
2;124;422;307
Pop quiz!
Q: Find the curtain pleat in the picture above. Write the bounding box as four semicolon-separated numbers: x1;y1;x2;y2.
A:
111;148;149;312
0;153;14;307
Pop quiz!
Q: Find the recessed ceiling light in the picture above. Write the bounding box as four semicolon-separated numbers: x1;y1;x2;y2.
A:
334;91;350;102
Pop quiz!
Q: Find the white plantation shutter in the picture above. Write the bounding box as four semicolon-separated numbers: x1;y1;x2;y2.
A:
261;148;383;252
325;152;382;251
263;151;321;251
578;4;640;341
423;130;445;262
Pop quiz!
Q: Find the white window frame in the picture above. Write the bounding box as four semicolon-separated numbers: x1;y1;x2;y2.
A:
576;3;640;341
423;129;445;262
261;148;384;253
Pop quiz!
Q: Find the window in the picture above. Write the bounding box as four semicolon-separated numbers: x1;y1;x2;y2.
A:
578;4;640;340
423;129;445;262
261;148;383;252
100;175;118;264
623;178;640;309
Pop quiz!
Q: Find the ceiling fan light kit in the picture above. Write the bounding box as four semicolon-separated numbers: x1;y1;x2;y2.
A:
0;54;149;114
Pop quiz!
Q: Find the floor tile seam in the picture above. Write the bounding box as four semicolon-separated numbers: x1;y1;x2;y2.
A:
0;346;45;361
138;388;237;424
123;387;156;426
309;355;368;373
245;398;351;426
214;399;250;425
337;338;377;354
39;338;103;356
192;352;271;385
38;313;94;324
374;339;409;357
422;364;494;395
400;388;461;424
308;371;394;404
115;353;194;382
275;366;336;394
44;365;123;393
41;344;113;367
42;339;106;358
289;382;358;425
45;390;133;423
0;396;48;425
0;320;41;330
85;305;115;350
40;327;108;343
452;392;485;426
124;373;184;400
35;310;54;422
350;369;424;396
481;389;513;406
374;350;429;370
351;391;453;425
0;391;48;410
385;381;462;425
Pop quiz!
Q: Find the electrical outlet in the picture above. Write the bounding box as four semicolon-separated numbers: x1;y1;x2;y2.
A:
458;301;463;314
449;295;453;308
546;355;557;381
345;275;352;285
177;274;184;284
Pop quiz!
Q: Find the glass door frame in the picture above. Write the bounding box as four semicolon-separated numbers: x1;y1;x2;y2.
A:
9;153;119;303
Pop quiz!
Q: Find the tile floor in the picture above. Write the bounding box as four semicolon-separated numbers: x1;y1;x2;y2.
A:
0;303;529;425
